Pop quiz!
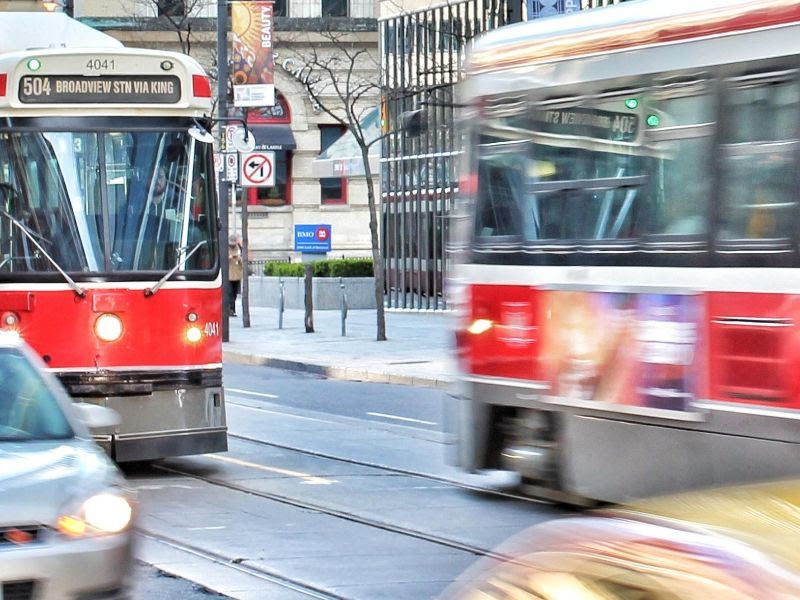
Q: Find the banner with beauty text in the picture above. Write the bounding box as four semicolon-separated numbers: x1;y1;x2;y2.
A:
231;1;275;107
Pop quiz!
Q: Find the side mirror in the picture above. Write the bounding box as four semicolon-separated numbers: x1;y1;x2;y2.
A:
72;402;122;430
399;109;425;137
188;125;215;145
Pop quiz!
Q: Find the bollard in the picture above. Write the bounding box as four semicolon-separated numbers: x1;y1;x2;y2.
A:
278;278;285;329
339;277;348;336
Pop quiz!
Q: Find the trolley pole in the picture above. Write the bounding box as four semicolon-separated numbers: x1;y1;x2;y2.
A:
217;0;230;342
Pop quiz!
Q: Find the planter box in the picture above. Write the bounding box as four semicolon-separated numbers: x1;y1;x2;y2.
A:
246;275;377;310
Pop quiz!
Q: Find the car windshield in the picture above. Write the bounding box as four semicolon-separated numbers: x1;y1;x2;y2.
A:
0;125;216;275
0;348;73;441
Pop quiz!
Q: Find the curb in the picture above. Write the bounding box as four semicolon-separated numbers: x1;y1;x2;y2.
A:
223;350;453;390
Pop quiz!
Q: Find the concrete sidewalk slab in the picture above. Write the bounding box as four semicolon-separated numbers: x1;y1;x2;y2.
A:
223;307;457;389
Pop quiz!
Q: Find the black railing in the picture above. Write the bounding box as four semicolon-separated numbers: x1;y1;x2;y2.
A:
379;0;626;310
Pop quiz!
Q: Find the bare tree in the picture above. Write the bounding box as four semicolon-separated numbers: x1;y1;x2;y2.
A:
127;0;212;54
284;30;387;341
119;0;219;114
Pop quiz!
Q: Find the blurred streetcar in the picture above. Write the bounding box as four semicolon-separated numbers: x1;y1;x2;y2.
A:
449;0;800;504
0;13;226;461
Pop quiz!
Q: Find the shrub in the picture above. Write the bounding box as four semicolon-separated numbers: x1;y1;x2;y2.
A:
312;261;330;277
262;258;373;277
262;262;305;277
328;258;373;277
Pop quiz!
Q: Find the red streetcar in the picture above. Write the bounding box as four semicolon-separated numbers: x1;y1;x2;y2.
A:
0;13;226;461
451;0;800;504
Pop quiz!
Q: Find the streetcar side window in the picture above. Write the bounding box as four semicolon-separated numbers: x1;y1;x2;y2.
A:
185;140;216;270
471;86;715;254
640;88;714;237
475;159;526;238
717;78;800;242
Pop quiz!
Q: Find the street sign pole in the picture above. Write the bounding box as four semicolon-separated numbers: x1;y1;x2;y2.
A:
241;185;250;328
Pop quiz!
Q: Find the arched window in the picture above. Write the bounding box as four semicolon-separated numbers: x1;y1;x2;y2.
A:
247;94;291;124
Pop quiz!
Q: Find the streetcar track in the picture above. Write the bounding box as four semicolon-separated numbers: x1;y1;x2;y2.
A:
137;529;344;599
228;431;543;505
224;397;539;503
136;400;562;597
152;460;525;565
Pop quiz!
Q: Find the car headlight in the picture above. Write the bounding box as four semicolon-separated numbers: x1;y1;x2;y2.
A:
57;490;135;538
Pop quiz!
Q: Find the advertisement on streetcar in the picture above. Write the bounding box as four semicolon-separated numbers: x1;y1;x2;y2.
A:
539;291;702;412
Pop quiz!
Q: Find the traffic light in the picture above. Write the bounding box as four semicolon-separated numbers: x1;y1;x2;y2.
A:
41;0;64;11
41;0;73;14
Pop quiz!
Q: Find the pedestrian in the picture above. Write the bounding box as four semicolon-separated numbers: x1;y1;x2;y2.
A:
228;236;243;317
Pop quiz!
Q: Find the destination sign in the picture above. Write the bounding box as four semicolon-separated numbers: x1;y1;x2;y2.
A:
18;75;181;104
533;107;639;142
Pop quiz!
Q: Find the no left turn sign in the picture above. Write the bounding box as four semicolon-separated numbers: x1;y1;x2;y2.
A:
240;151;275;187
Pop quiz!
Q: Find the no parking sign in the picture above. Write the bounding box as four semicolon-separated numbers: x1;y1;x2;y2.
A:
240;151;275;187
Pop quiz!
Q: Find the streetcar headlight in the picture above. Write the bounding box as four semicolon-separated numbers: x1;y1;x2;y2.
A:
467;319;494;335
185;325;203;344
3;312;18;326
94;313;123;342
57;490;135;539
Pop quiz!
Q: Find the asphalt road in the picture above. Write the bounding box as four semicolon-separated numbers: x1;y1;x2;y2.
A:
127;363;568;599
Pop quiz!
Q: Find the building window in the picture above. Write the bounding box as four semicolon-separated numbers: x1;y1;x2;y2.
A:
350;0;373;17
319;125;346;205
246;93;293;207
157;0;185;17
322;0;347;17
247;151;291;207
273;0;287;16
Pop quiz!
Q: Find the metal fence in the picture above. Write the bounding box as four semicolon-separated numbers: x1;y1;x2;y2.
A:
380;0;625;309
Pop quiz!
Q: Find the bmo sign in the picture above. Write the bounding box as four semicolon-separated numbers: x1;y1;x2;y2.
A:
294;224;332;253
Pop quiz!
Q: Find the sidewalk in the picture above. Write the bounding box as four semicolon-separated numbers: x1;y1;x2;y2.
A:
223;306;458;389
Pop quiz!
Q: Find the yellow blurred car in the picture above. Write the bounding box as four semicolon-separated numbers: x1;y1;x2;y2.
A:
440;480;800;599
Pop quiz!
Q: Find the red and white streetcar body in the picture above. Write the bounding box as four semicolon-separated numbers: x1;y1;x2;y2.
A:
0;13;226;461
451;0;800;503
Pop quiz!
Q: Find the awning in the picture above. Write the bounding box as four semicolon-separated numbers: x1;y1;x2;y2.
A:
249;124;297;151
310;107;380;178
1;13;123;53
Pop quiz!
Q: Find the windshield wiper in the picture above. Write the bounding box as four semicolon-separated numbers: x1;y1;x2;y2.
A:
0;209;86;297
144;240;207;297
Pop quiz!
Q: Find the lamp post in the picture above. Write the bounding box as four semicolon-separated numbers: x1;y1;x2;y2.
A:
217;0;230;342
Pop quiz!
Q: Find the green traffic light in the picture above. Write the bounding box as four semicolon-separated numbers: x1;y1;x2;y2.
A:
646;114;661;127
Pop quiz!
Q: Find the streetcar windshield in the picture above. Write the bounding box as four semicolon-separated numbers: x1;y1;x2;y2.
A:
0;125;216;275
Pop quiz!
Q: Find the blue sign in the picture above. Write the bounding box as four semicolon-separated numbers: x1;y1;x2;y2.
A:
527;0;579;18
294;224;332;253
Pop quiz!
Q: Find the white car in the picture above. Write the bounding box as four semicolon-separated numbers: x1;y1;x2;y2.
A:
0;334;136;600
